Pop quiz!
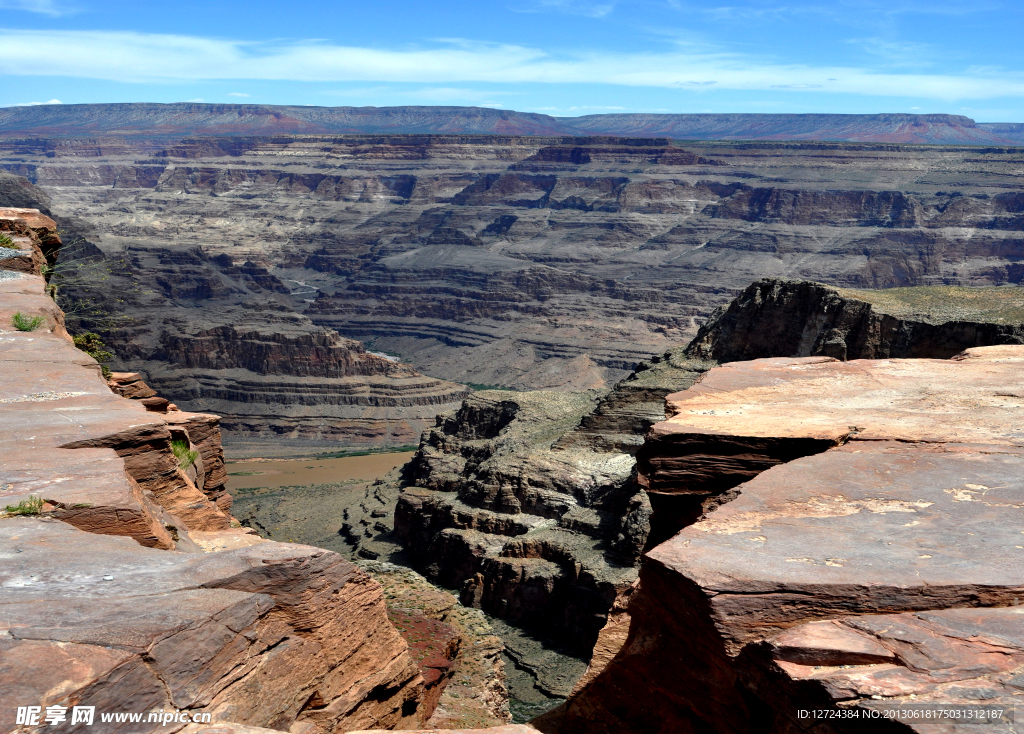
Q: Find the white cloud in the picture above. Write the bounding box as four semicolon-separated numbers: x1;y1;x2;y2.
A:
0;0;67;16
513;0;616;18
186;97;205;102
227;92;250;97
12;98;61;105
0;29;1021;101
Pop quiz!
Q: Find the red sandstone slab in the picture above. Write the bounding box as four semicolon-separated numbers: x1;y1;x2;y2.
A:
0;519;423;730
562;350;1024;734
658;350;1024;446
0;207;58;236
1;275;232;534
650;441;1024;648
767;607;1024;731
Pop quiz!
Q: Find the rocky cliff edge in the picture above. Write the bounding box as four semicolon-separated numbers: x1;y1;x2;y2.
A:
0;210;431;733
544;347;1024;733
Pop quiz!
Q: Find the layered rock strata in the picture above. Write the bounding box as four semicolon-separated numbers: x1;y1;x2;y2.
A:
547;348;1024;733
0;219;432;732
0;171;472;454
384;354;710;654
4;136;1024;395
392;390;641;654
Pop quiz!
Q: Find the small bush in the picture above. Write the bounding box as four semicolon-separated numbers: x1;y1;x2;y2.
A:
11;312;45;331
73;332;114;378
0;232;17;249
4;496;44;516
171;438;199;471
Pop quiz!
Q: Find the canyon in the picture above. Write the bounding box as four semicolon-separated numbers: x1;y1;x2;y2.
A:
2;130;1024;455
5;202;1024;732
233;278;1024;728
2;107;1024;733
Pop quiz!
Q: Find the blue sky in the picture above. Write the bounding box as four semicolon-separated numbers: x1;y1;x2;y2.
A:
1;0;1023;120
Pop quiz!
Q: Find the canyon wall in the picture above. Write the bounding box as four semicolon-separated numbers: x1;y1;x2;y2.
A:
0;171;471;456
0;211;437;733
2;135;1024;408
688;278;1024;363
356;280;1024;658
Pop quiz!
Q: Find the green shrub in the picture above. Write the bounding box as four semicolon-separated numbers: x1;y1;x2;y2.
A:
0;232;17;249
11;312;45;331
171;438;199;471
4;496;44;516
72;332;114;378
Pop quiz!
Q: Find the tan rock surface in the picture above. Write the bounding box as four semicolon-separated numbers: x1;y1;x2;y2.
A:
553;348;1024;733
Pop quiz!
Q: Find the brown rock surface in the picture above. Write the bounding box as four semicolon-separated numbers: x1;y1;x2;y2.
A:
0;207;59;277
365;563;512;729
551;347;1024;733
0;266;433;732
0;520;424;733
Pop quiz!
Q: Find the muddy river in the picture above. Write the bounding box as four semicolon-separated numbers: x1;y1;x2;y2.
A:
225;451;415;491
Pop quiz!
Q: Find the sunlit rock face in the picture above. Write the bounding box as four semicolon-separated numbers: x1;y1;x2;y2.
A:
549;347;1024;734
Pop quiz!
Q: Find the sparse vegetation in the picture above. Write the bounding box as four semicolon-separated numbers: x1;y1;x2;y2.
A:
11;312;45;331
41;238;146;333
315;445;418;459
72;332;114;378
171;438;199;471
4;496;44;516
0;232;17;249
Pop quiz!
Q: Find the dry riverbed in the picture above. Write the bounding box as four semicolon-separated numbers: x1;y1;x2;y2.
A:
225;451;415;491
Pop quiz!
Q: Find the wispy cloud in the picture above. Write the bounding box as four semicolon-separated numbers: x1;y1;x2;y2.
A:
227;92;250;97
12;98;61;105
848;36;937;68
0;29;1021;101
512;0;616;18
0;0;70;16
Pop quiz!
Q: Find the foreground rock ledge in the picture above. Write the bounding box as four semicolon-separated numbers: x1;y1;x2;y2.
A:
548;347;1024;733
0;238;429;733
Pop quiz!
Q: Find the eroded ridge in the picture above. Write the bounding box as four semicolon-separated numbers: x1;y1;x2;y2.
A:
551;348;1024;733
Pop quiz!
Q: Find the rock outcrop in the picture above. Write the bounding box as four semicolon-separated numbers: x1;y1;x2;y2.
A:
688;278;1024;363
376;351;711;656
545;348;1024;733
0;213;434;732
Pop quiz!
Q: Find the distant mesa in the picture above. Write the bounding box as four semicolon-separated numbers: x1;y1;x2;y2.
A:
0;103;1022;145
